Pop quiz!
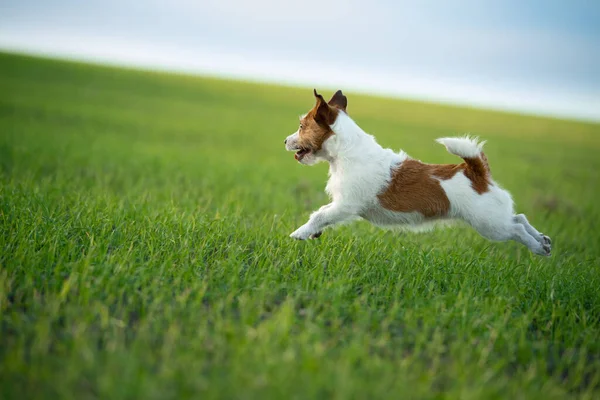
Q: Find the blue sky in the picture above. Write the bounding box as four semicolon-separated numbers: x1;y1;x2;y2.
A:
1;0;599;121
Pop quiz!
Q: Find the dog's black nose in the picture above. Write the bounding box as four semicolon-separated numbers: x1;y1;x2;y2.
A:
284;139;287;144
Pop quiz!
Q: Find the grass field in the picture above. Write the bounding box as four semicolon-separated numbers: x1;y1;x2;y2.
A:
1;51;600;399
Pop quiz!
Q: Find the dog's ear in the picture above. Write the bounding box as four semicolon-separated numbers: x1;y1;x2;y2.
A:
313;89;336;125
328;90;347;112
313;89;326;105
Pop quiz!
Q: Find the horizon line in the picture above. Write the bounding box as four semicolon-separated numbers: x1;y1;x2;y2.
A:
2;44;599;125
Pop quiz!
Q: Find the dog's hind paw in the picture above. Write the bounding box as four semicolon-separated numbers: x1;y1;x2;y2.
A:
535;242;552;257
541;234;551;246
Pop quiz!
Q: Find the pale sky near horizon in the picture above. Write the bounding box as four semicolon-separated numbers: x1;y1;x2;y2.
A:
1;0;599;121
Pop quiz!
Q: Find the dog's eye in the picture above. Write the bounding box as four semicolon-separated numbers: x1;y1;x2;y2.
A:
299;124;303;130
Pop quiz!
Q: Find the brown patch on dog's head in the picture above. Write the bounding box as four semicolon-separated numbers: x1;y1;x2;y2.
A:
294;90;340;160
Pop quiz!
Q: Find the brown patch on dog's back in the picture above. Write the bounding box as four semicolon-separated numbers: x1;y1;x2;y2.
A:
379;159;452;218
379;156;492;217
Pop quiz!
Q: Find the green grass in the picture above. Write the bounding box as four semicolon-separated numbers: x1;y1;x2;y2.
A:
1;52;600;400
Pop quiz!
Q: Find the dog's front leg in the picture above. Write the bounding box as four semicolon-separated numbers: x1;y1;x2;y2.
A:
290;203;355;240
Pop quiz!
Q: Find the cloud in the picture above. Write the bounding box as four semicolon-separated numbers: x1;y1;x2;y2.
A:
1;0;599;120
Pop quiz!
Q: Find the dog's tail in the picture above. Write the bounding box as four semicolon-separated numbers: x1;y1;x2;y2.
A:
435;136;491;176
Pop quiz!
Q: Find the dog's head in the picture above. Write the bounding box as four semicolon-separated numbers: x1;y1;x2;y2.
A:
285;89;347;165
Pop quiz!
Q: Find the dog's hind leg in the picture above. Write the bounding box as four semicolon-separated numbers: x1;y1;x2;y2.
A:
513;214;551;246
468;218;551;256
475;221;551;256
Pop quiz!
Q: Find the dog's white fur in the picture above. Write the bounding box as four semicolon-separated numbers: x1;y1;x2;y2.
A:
285;104;551;256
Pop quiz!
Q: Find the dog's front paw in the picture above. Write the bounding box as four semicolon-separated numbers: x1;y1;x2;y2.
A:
290;227;311;240
290;226;322;240
309;231;323;239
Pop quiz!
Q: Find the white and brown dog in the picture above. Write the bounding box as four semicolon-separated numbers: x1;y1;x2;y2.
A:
284;89;552;256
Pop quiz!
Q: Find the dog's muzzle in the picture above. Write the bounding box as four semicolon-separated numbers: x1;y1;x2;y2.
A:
285;131;300;151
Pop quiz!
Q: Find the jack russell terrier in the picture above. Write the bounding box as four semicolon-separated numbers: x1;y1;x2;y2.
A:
284;89;551;256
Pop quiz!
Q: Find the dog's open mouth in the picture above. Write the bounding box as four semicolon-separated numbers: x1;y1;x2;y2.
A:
294;148;311;161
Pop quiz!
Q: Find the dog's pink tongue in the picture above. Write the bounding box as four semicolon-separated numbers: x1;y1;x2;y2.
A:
294;152;300;160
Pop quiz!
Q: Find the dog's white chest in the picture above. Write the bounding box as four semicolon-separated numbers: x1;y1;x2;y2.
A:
325;172;344;200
